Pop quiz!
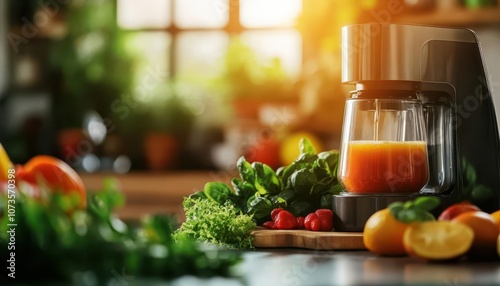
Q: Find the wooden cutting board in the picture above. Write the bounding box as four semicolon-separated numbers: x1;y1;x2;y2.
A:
251;228;366;250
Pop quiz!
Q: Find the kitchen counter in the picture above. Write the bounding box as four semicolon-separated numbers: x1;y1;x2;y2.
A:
233;249;500;286
134;249;500;286
79;172;500;285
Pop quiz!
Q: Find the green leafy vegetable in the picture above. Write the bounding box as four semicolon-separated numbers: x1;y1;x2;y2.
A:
461;157;494;204
0;181;241;284
204;182;233;204
174;197;256;249
300;137;317;155
174;137;343;252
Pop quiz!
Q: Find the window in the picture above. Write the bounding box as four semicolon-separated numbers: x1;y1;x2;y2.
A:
117;0;302;81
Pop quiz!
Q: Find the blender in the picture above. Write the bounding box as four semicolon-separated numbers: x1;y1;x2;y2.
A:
333;24;500;231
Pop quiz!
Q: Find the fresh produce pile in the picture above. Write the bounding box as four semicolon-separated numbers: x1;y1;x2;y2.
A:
363;197;500;261
175;139;342;247
0;152;240;284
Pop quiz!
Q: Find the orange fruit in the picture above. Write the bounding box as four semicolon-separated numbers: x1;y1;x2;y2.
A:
403;221;474;261
452;211;499;259
490;210;500;232
363;208;408;256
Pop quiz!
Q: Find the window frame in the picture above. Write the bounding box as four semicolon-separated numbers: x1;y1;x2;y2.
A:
117;0;303;78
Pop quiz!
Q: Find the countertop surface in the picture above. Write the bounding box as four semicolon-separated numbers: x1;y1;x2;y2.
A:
166;249;500;286
79;173;500;285
234;249;500;286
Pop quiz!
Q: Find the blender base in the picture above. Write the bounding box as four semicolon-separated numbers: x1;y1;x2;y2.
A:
331;193;417;232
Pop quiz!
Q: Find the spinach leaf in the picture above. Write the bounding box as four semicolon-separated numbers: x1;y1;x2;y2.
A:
253;162;281;196
231;178;257;212
290;169;316;195
300;138;317;155
247;195;273;221
288;201;313;217
237;156;255;184
203;182;233;204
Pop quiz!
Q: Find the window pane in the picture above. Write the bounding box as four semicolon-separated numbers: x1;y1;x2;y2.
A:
240;0;301;28
174;0;228;28
126;32;171;100
241;30;302;77
117;0;171;29
175;32;228;78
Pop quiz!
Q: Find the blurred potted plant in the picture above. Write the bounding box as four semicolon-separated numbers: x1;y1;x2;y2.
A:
219;39;298;119
128;83;195;170
48;0;137;159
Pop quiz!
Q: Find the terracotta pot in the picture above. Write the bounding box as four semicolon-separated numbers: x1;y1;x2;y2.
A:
144;133;179;170
232;99;262;119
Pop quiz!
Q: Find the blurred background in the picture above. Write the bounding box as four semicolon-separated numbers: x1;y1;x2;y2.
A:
1;0;500;174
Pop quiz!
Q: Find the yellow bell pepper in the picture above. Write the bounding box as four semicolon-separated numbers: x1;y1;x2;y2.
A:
0;143;13;181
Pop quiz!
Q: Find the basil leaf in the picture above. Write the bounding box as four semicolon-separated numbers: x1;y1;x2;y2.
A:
413;196;440;211
397;209;417;223
389;202;404;219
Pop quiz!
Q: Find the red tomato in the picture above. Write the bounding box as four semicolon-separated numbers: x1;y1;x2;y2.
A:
245;136;281;170
17;156;86;208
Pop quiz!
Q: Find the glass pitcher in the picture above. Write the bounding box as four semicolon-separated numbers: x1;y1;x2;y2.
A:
337;93;430;194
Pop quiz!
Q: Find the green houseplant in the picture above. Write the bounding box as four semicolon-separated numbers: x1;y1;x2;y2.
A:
49;0;137;158
218;39;298;119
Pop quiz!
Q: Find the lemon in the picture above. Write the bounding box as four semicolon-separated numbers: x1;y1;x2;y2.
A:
279;132;323;166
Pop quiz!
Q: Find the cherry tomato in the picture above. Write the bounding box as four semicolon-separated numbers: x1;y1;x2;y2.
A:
17;156;86;208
